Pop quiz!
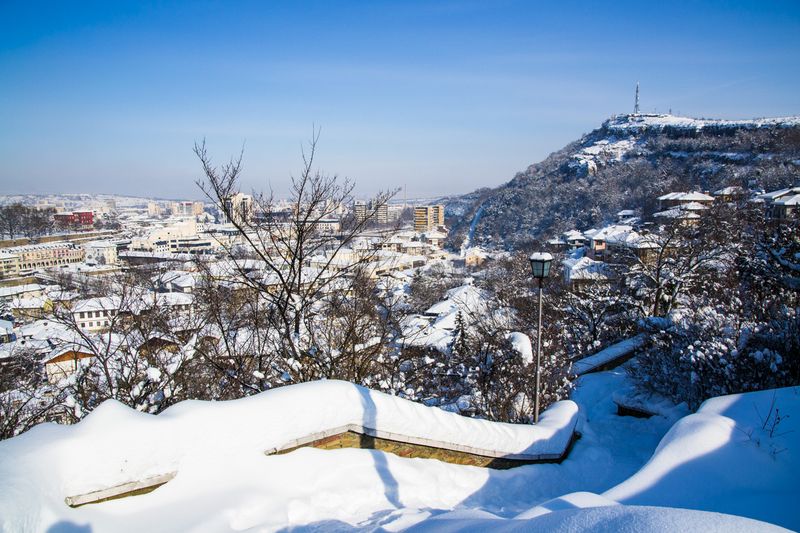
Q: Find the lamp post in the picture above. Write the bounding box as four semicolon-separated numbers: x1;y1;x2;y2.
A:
529;252;553;423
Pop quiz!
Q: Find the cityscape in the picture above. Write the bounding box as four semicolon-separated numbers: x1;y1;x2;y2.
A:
0;1;798;532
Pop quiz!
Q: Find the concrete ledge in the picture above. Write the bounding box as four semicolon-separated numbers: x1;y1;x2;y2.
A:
572;335;646;376
64;472;176;507
266;422;578;467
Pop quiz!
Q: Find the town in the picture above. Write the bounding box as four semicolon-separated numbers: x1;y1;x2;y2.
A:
1;2;798;530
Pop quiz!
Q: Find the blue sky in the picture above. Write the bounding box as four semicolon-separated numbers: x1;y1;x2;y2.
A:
1;1;798;200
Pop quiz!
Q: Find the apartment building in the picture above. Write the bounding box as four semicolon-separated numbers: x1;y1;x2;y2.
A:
414;205;445;233
53;211;94;227
0;252;20;278
354;202;368;224
6;242;85;272
375;203;389;224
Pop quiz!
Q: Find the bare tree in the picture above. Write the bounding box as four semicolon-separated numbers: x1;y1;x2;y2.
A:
194;131;396;383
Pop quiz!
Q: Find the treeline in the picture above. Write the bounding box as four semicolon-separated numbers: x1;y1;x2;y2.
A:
0;203;56;240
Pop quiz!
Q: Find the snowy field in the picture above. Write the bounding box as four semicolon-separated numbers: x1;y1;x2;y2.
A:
0;371;797;532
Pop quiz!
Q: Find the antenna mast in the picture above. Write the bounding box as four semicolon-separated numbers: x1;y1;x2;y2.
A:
634;82;640;114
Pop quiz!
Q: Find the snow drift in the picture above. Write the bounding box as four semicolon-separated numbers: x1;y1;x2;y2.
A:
0;379;577;532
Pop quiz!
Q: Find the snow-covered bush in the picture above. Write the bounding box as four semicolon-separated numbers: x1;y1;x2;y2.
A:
628;204;799;410
630;305;797;410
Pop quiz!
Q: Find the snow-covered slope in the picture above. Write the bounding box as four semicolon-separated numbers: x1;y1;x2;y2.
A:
605;386;800;530
407;504;790;532
404;385;799;531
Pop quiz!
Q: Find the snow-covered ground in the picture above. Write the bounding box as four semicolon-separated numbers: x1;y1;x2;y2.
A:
604;113;800;134
0;372;796;532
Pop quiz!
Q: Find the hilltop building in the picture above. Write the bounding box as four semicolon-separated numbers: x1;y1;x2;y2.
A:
758;186;800;220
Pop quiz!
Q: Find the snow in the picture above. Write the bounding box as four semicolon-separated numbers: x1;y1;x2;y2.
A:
407;281;493;350
605;113;800;134
657;191;714;202
0;373;795;532
563;256;613;283
0;380;578;532
424;283;488;318
407;505;791;532
605;386;800;530
528;252;553;261
571;335;646;376
571;138;637;173
506;332;533;366
611;386;690;420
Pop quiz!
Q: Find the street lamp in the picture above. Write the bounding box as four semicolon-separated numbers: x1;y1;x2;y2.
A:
529;252;553;423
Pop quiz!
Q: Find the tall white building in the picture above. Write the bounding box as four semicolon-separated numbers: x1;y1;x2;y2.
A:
223;193;253;225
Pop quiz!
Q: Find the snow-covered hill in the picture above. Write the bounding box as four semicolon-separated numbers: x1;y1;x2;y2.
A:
447;113;800;249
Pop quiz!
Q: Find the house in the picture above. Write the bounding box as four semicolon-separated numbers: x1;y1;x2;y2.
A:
137;333;182;358
652;202;707;226
71;297;122;333
615;210;638;224
657;192;714;210
0;319;15;343
563;256;615;287
154;270;197;293
10;296;52;321
421;229;448;249
84;240;119;266
586;224;659;263
463;247;488;267
586;225;634;261
713;186;747;203
564;230;587;250
44;344;95;384
758;186;800;220
0;284;46;304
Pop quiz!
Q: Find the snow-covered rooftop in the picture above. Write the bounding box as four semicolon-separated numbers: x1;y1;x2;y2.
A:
563;256;614;283
657;191;714;202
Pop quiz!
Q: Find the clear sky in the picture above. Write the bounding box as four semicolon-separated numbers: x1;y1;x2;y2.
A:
1;1;798;200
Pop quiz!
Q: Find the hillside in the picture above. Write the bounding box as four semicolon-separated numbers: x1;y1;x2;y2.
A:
447;113;800;250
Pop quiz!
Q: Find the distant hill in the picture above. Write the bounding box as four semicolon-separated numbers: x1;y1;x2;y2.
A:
446;113;800;250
